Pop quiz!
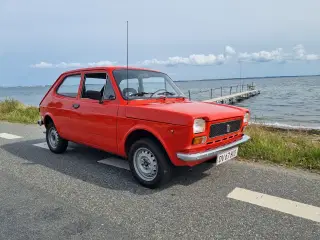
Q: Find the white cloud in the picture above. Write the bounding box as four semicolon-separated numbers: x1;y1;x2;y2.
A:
292;44;320;61
138;47;231;67
238;48;285;63
55;62;81;68
137;44;320;66
305;54;319;61
138;54;227;66
31;61;80;68
30;62;54;68
238;45;320;63
31;60;116;68
293;44;306;60
88;61;116;67
31;45;320;69
225;46;236;55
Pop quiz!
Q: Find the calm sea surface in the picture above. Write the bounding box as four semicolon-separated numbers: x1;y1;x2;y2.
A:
1;76;319;129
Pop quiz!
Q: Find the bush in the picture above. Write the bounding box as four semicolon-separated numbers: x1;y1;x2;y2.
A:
239;125;320;171
0;99;39;124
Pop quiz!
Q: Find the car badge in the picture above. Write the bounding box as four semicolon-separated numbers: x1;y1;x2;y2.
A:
226;124;231;133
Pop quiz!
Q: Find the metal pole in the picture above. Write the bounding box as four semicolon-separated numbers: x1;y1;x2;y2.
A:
230;86;232;95
210;88;213;99
126;21;129;105
188;90;191;100
220;87;222;96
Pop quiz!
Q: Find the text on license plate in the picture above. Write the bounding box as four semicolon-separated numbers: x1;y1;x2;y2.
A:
216;147;238;165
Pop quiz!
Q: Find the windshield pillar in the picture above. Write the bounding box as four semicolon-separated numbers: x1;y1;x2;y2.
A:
138;77;144;93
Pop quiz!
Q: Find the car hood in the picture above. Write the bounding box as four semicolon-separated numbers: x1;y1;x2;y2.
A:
125;101;247;126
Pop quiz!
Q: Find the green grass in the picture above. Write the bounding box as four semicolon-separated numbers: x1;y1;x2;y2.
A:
239;124;320;172
0;99;319;172
0;99;39;124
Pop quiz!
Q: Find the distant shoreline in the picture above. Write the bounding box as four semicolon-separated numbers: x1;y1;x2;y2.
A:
175;74;320;82
0;74;319;88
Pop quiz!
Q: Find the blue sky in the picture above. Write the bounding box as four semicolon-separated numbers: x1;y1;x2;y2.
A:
1;0;320;86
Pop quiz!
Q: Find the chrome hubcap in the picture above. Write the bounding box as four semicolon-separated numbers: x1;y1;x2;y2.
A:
48;127;59;148
133;147;158;181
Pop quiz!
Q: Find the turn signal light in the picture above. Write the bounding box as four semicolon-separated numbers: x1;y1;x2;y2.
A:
192;136;207;145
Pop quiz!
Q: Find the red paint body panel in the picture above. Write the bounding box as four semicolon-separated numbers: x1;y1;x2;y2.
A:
39;66;249;167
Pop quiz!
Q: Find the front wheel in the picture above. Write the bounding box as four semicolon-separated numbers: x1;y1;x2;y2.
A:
46;123;68;154
128;138;173;189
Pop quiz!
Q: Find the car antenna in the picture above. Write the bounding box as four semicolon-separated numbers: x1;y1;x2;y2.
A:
126;20;129;105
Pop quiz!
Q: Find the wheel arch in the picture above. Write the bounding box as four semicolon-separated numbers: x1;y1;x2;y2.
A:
43;113;55;129
124;126;171;161
43;113;63;134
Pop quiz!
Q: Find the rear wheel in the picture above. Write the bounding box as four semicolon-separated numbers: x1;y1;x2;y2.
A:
46;123;68;154
128;138;173;189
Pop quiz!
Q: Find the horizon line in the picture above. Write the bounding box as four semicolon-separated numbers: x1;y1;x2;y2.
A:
0;73;319;88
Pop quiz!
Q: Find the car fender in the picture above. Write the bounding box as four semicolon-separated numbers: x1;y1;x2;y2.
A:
121;124;172;159
43;112;61;132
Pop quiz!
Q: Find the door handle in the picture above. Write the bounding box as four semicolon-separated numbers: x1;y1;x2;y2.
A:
72;103;80;109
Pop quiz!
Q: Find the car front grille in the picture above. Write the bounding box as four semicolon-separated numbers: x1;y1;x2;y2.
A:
209;119;241;138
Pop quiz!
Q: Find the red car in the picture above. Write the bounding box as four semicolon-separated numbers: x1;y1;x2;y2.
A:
38;66;250;188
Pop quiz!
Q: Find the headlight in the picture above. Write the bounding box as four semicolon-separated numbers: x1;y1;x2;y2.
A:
244;112;250;123
193;118;206;133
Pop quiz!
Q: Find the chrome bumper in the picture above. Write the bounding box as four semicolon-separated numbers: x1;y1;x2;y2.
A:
176;135;250;162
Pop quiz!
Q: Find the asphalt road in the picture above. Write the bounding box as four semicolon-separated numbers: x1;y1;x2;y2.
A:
0;121;319;240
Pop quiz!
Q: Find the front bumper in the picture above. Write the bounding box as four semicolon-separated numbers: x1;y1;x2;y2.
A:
37;120;43;126
176;134;250;162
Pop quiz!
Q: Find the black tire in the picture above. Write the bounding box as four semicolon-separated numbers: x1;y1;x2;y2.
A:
46;123;68;154
128;138;173;189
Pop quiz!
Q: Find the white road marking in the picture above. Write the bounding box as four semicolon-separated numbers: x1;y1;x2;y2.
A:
227;187;320;223
0;133;22;139
33;142;74;150
97;157;130;170
33;142;49;150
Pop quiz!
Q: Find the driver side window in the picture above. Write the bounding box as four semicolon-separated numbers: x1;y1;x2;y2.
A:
81;73;115;100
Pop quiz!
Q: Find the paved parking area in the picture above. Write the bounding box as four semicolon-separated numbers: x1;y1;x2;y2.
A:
0;122;319;240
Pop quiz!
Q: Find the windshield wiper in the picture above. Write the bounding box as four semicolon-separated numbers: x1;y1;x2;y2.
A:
156;91;176;96
130;92;151;97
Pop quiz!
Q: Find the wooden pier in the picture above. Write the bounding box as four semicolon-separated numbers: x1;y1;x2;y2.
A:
187;82;260;104
203;89;260;104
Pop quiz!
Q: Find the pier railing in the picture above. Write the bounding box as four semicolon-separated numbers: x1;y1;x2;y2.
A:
186;82;256;101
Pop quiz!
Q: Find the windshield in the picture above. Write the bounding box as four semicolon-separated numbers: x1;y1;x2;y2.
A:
113;69;185;99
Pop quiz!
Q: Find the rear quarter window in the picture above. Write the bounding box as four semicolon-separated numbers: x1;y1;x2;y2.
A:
56;74;81;98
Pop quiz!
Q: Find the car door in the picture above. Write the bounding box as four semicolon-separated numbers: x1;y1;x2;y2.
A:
52;73;83;141
74;71;119;154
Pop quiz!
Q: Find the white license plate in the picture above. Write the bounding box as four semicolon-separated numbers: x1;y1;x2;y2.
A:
216;147;238;165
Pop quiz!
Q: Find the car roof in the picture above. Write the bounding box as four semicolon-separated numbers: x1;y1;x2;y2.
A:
63;66;161;75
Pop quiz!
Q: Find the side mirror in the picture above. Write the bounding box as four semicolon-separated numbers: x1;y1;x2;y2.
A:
99;95;115;104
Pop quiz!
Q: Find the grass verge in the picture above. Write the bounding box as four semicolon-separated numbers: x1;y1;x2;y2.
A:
240;124;320;172
0;99;319;172
0;99;39;124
